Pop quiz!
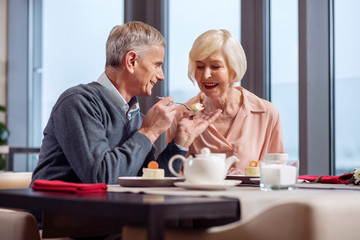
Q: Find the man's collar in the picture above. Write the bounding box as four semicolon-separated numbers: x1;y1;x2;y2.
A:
97;72;139;119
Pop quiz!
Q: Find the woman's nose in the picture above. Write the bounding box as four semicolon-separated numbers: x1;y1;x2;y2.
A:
203;67;211;79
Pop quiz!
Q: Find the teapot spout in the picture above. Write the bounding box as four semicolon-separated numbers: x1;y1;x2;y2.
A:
225;156;240;172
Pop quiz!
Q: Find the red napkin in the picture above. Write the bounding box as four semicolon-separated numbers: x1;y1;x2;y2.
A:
298;173;353;184
32;180;107;193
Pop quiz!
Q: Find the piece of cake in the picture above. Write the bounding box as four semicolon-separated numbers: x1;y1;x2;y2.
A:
142;161;164;179
190;103;204;112
245;161;260;177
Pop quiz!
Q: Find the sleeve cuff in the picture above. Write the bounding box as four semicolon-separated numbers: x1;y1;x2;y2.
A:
174;142;189;152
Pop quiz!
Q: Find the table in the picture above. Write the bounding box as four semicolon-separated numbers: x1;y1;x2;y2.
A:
107;183;360;240
0;188;240;240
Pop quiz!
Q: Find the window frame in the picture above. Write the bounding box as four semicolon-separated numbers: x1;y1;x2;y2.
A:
7;0;32;171
298;0;334;175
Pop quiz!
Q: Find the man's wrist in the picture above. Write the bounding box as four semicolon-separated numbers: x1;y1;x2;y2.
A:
138;128;157;144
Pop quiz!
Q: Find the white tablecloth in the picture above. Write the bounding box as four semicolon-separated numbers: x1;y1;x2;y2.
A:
108;183;360;240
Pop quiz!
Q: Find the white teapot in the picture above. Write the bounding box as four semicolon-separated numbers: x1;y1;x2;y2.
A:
168;147;239;184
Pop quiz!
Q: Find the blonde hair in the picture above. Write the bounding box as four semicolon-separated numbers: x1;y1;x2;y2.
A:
105;21;166;68
188;29;247;83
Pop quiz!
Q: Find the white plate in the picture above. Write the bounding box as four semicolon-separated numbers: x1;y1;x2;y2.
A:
227;175;260;184
118;177;185;187
249;178;261;183
174;180;242;191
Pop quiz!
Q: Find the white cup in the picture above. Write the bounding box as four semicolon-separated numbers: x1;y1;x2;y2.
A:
168;154;227;184
260;153;298;191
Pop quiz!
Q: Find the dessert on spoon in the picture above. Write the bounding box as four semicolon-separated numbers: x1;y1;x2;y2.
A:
156;96;204;112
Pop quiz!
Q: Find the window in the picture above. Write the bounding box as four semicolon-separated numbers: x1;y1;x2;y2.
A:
31;0;124;148
168;0;241;103
25;0;124;171
8;0;351;175
334;0;360;175
270;0;299;161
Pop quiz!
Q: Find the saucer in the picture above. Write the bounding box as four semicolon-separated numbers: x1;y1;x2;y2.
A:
174;180;242;190
249;178;304;184
118;177;185;187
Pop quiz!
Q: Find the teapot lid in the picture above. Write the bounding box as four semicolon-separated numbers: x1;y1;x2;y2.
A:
193;147;225;159
199;147;211;156
193;147;213;158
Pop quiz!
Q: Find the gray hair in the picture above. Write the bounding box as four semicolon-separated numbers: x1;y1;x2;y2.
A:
105;21;166;69
188;29;247;83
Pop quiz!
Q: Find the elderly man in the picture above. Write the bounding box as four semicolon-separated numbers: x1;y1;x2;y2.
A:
32;21;221;185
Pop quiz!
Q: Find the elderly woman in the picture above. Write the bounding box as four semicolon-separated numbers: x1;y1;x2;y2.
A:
167;29;284;175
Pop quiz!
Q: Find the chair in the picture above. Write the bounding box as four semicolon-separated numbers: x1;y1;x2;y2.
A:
0;170;40;240
0;171;32;189
0;210;70;240
0;209;41;240
122;202;313;240
0;164;119;239
0;171;69;240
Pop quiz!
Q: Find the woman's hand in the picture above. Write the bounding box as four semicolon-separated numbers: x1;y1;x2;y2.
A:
174;109;222;148
227;167;243;175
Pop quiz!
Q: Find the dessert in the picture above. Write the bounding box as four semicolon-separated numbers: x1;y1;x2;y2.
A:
142;161;164;179
245;161;260;177
190;103;204;112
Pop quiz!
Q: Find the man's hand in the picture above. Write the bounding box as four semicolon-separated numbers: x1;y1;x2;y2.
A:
174;109;222;148
138;96;177;144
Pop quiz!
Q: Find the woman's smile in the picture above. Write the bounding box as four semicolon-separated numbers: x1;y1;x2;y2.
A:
203;82;219;89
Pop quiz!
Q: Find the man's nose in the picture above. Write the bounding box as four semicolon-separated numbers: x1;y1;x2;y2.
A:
157;69;165;81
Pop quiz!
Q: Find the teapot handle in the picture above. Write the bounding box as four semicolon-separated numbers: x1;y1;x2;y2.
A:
168;155;186;177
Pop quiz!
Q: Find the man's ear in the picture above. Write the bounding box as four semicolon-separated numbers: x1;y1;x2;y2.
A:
124;51;137;73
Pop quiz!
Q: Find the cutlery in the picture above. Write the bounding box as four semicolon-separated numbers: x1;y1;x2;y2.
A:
156;96;197;112
312;176;323;183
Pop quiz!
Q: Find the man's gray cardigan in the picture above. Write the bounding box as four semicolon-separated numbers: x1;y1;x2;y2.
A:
32;82;184;184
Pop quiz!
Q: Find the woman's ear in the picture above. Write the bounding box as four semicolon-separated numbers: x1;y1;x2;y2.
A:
230;70;237;82
124;51;137;73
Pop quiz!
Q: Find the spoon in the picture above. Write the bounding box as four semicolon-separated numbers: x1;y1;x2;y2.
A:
156;96;197;112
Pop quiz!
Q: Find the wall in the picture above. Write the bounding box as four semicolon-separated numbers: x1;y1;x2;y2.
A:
0;0;7;123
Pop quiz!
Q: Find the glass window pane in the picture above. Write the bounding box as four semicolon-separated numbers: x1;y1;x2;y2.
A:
28;0;123;170
168;0;240;103
270;0;299;161
334;0;360;175
40;0;123;138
